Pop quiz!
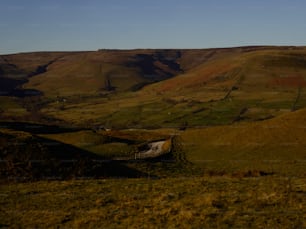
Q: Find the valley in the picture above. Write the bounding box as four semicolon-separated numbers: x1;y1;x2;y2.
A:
0;46;306;228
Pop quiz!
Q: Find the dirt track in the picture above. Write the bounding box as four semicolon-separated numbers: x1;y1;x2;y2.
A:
136;140;168;159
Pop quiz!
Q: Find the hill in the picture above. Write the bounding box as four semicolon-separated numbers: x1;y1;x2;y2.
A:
181;107;306;176
36;47;306;128
1;50;182;97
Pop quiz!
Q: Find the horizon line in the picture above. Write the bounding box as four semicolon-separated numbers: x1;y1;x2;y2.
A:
1;45;305;55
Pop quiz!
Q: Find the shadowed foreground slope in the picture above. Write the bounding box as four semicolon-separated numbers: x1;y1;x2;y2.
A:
0;128;147;180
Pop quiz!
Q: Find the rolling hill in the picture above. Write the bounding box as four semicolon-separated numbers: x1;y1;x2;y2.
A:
1;46;306;177
1;46;306;128
1;46;306;228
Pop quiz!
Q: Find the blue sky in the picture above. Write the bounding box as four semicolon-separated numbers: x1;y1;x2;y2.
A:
0;0;306;54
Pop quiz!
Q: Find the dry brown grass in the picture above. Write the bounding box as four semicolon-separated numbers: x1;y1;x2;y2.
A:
1;176;305;228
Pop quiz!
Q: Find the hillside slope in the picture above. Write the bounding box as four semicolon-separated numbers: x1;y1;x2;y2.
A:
181;107;306;176
21;50;183;96
1;46;306;128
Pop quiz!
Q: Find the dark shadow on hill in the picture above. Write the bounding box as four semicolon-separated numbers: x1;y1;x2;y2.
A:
0;75;43;98
127;50;182;90
0;121;85;134
27;62;51;77
0;57;59;98
0;133;146;181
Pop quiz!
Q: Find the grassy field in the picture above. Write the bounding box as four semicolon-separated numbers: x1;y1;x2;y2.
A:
0;97;28;117
1;176;305;228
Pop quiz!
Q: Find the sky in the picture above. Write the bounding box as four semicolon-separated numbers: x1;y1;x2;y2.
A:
0;0;306;54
